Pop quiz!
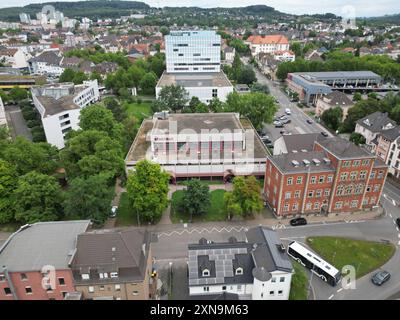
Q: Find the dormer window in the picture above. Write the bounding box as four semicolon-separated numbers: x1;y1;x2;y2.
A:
235;267;243;275
81;274;90;280
202;269;210;277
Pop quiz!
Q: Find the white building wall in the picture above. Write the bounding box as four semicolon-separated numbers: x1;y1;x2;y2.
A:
156;85;233;104
165;31;221;73
189;283;253;297
252;271;292;300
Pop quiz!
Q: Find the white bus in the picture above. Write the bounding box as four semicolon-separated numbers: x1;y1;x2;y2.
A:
287;241;341;286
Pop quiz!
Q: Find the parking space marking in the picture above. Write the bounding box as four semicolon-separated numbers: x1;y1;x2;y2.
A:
337;288;343;293
328;294;334;300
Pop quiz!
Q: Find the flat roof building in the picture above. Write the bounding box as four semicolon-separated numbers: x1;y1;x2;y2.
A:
125;113;269;182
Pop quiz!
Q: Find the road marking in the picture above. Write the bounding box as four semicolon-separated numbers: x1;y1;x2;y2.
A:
397;227;399;232
328;294;334;300
337;288;343;293
394;220;397;225
393;200;397;206
158;226;248;237
295;126;305;134
389;214;393;218
398;234;400;238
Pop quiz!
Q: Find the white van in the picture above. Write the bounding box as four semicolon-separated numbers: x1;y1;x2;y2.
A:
285;108;291;115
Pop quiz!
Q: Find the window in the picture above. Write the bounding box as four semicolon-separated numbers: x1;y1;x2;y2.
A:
343;161;351;167
296;177;303;184
283;204;289;212
327;175;333;183
88;286;94;293
58;278;65;286
285;192;291;200
366;185;372;192
370;197;376;204
20;273;27;281
363;198;369;205
287;177;293;185
292;203;299;211
335;202;343;209
374;184;380;192
132;291;139;296
235;267;243;275
269;291;274;296
362;159;370;166
202;269;210;277
62;292;67;298
110;272;118;278
350;172;357;180
324;189;330;197
278;290;283;295
115;284;121;291
377;171;384;179
212;89;218;98
280;277;285;282
4;287;12;295
294;190;301;198
355;184;364;194
306;203;312;210
310;176;316;184
314;202;320;210
0;274;5;282
336;185;345;196
353;160;361;167
351;200;358;208
315;189;322;198
319;176;325;183
271;277;276;283
340;173;348;181
308;191;314;198
370;171;376;179
203;286;210;292
359;171;367;180
222;286;226;291
81;274;89;280
237;285;242;291
25;287;32;294
100;285;105;291
345;185;353;195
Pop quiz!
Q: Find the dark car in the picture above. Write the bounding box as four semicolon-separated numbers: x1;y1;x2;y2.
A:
396;218;400;228
290;217;307;226
262;138;272;144
282;119;291;124
306;119;313;124
321;131;329;137
371;271;391;286
275;123;284;128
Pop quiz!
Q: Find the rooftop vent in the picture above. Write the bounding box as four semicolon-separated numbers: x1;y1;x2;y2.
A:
291;160;300;167
312;159;321;166
301;149;308;153
303;159;311;166
292;150;298;153
323;157;331;164
276;243;286;253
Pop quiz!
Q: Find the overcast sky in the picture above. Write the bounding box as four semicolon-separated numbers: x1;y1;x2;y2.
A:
0;0;399;17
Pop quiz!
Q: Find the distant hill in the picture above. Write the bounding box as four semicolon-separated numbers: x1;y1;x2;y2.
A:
362;14;400;26
0;1;150;21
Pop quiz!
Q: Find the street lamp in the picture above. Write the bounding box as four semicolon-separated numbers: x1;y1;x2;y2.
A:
169;262;173;297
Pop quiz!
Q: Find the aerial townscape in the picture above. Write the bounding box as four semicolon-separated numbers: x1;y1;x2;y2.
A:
1;0;400;307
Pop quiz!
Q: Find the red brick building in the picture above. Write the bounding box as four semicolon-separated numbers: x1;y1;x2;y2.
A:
0;221;90;300
264;136;388;217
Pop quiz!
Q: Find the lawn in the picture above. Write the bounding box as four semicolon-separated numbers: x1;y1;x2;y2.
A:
289;262;309;300
306;237;396;279
115;192;138;227
122;101;152;120
170;189;226;223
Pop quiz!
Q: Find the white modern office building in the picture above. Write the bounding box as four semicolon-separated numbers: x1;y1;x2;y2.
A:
31;80;100;149
165;30;221;73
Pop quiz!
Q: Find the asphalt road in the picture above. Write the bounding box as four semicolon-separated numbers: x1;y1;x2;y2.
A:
242;57;333;142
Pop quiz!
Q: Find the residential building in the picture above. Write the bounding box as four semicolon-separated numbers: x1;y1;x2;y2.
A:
223;46;235;64
188;227;293;300
355;112;397;152
0;48;28;69
27;50;64;76
245;35;290;57
156;71;233;104
0;221;90;300
315;91;354;120
31;80;100;149
70;229;156;300
165;30;221;73
375;127;400;178
286;71;382;105
273;50;295;62
125;112;269;182
264;135;388;217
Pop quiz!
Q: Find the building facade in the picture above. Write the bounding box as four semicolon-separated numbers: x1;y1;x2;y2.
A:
188;227;293;300
265;136;388;217
0;221;90;300
31;80;100;149
315;91;354;121
165;31;221;73
245;35;290;57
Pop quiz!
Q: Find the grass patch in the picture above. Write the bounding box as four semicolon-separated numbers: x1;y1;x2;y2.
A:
171;189;226;223
0;222;21;232
115;192;138;227
307;236;396;279
289;262;309;300
122;101;152;120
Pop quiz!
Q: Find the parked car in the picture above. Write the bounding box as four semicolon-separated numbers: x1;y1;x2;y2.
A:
282;119;291;124
321;131;329;137
110;206;118;218
275;122;284;128
371;271;391;286
306;119;313;124
279;115;288;121
262;138;272;144
290;217;307;226
282;131;292;136
285;108;291;115
266;143;274;148
396;218;400;228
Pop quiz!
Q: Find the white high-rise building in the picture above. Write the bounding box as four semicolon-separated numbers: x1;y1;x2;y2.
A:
165;30;221;73
19;13;31;24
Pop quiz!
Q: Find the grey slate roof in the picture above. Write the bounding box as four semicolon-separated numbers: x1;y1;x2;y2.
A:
316;137;373;159
378;126;400;142
356;112;397;133
71;229;151;284
28;50;62;66
322;91;354;106
0;221;90;272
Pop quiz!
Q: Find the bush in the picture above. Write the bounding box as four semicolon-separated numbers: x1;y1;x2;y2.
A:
22;109;38;121
26;119;41;128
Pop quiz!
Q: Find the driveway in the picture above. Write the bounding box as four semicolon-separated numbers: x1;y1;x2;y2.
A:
5;105;32;141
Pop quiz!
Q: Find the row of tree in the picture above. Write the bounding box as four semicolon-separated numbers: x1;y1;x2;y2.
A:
223;53;257;85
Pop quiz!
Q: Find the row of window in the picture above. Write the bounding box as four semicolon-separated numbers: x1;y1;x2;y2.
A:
342;159;371;168
285;189;331;200
283;202;326;212
286;175;334;186
88;285;139;296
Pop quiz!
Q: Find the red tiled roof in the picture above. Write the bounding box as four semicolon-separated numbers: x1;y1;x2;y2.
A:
247;35;289;45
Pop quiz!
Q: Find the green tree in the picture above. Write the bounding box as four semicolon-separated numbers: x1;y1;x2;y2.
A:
126;160;169;224
139;72;158;95
353;92;362;101
153;85;189;112
223;176;263;219
0;160;17;223
321;107;343;131
237;65;257;85
79;104;123;140
72;71;88;85
59;68;76;83
160;26;170;36
349;132;366;146
60;130;124;179
179;179;210;222
104;97;126;122
14;171;63;223
64;173;112;226
225;92;277;130
9;86;28;101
